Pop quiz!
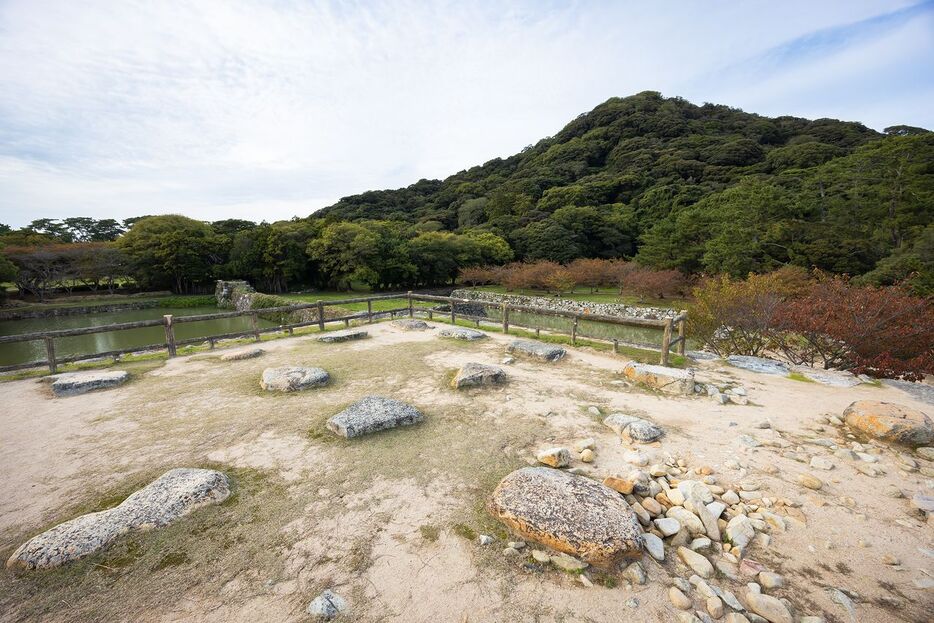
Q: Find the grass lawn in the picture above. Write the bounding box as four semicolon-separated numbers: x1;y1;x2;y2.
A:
471;285;688;310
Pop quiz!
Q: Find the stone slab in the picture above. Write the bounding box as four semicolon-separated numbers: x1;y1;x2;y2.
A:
261;366;330;392
51;371;129;397
327;396;424;438
506;340;566;362
316;329;369;343
621;362;694;395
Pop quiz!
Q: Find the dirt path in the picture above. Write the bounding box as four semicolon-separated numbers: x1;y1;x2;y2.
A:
0;321;931;622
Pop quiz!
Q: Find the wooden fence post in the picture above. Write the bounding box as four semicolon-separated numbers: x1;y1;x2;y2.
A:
660;317;673;366
317;301;325;331
502;303;509;334
208;337;215;350
449;296;456;324
677;310;687;355
367;300;373;324
44;336;57;373
612;338;619;354
571;315;579;345
428;309;433;320
250;312;260;342
407;291;414;318
163;314;177;358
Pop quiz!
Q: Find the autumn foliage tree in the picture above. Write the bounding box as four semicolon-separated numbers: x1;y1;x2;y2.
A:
776;277;934;380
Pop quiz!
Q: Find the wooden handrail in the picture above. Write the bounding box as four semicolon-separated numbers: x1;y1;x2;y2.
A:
0;291;687;373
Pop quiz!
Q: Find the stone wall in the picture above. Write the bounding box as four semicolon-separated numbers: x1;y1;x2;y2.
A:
450;288;679;320
214;280;327;324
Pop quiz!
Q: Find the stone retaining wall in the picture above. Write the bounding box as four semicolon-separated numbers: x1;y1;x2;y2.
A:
214;280;324;324
449;289;679;320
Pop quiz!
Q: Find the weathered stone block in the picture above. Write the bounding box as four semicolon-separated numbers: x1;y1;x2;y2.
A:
51;371;129;397
261;366;330;392
327;396;424;438
316;329;368;343
488;467;643;567
451;362;507;389
437;327;486;341
620;362;694;395
506;340;566;362
7;468;230;570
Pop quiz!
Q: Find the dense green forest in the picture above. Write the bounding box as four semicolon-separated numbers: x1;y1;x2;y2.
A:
2;91;932;297
318;91;933;291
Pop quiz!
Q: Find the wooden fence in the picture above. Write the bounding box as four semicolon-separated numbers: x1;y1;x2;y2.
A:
0;292;687;374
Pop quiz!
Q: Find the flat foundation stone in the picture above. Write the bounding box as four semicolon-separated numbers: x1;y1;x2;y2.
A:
51;371;129;397
327;396;424;438
220;347;264;361
621;362;694;395
316;328;368;343
261;366;330;392
604;413;664;442
727;355;788;376
437;327;486;341
7;468;230;570
506;340;566;362
451;362;506;389
392;319;429;331
488;467;643;567
789;365;860;387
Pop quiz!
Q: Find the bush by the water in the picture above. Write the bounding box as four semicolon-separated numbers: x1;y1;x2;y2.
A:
459;259;688;301
690;269;933;380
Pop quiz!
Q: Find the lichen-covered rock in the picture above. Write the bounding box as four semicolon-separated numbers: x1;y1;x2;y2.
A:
487;467;643;568
391;319;429;331
451;362;506;389
51;371;129;397
327;396;424;438
726;355;788;376
316;328;368;343
603;413;664;442
437;327;486;341
220;347;264;361
506;340;566;362
261;366;330;392
536;447;571;468
843;400;933;447
620;362;694;395
7;468;230;570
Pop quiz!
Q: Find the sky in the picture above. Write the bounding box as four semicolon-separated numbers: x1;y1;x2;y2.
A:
0;0;932;228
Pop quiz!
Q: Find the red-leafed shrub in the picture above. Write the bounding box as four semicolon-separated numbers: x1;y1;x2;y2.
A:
625;266;687;302
458;266;498;286
776;277;934;380
567;258;610;293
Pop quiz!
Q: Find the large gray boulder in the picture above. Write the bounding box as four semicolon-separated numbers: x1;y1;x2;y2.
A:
6;468;230;570
316;328;368;343
391;319;429;331
51;370;129;397
506;340;566;362
620;362;694;395
604;413;664;442
488;467;643;568
437;327;486;341
261;366;330;392
843;400;934;447
727;355;788;376
327;396;424;438
451;362;506;389
220;347;264;361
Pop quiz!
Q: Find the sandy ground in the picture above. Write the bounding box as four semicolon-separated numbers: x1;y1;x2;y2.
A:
0;320;932;622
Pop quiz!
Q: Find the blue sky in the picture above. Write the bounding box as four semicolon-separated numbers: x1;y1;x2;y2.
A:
0;0;932;227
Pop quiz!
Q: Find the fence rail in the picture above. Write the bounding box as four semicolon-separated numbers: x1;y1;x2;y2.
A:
0;292;687;374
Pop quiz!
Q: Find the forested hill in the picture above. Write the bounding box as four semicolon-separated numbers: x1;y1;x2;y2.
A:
315;91;933;287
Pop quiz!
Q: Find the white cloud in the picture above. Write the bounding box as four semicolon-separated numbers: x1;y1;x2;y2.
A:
0;0;931;227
